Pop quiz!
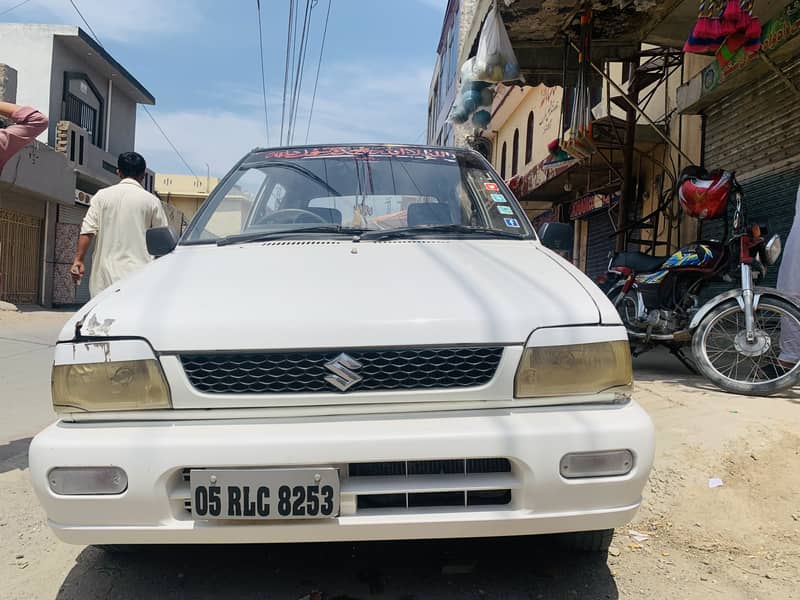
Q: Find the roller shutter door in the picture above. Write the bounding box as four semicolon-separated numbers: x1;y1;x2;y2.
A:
585;210;616;279
702;56;800;295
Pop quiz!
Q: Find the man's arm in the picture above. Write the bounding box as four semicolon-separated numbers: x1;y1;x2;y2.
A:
70;234;94;283
0;102;49;167
71;194;101;283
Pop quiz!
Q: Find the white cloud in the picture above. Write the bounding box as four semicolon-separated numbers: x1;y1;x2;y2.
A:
414;0;448;10
137;61;433;176
19;0;196;41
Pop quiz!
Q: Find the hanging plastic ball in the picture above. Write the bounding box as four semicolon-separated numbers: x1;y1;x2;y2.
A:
462;89;483;113
449;105;468;124
480;86;495;107
472;110;491;129
490;65;505;82
503;63;520;81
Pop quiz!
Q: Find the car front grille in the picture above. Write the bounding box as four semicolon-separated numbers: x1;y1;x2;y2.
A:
179;346;503;395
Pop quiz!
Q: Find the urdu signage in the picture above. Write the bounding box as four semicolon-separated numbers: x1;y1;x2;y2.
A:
569;192;618;220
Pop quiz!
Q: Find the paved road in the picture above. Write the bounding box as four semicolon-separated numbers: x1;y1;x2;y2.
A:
0;309;72;442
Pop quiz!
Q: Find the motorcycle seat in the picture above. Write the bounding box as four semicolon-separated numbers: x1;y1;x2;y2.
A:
611;252;666;273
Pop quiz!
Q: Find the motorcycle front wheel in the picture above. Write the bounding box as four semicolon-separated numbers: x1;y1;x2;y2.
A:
693;297;800;396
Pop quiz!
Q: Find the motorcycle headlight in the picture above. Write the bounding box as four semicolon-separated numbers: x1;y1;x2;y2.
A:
52;340;171;412
515;339;632;398
764;233;782;266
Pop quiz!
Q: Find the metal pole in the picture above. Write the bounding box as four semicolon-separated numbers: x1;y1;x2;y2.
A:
617;60;638;253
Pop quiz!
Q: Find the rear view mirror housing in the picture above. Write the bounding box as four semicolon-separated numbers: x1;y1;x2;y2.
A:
146;227;178;258
538;222;574;256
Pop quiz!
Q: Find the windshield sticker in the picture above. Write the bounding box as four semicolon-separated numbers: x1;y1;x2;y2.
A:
261;146;457;162
504;218;521;228
497;205;513;215
484;182;499;191
490;193;507;203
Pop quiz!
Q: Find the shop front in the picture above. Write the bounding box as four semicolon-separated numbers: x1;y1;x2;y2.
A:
678;1;800;290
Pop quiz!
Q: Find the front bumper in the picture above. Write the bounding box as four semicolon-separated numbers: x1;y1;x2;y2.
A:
29;402;654;545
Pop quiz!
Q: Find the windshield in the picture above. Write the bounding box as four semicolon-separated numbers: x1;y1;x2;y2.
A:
182;146;533;243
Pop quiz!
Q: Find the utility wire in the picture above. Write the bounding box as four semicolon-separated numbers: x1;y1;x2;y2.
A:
68;0;102;47
141;107;197;177
287;0;314;144
280;0;295;145
66;0;198;177
255;0;270;146
0;0;32;17
305;0;331;144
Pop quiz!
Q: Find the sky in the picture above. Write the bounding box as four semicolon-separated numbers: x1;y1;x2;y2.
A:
2;0;448;176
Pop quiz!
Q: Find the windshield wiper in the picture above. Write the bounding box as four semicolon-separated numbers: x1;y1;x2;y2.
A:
361;224;525;241
217;226;367;246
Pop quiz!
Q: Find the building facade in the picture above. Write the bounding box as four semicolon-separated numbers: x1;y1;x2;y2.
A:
155;173;220;231
0;24;156;306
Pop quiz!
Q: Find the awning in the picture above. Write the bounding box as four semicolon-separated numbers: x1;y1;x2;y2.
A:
461;0;790;88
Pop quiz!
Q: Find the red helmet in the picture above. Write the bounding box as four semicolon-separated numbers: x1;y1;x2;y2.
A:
678;167;732;220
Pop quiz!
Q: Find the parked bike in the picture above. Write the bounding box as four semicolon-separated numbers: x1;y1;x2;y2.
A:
600;166;800;396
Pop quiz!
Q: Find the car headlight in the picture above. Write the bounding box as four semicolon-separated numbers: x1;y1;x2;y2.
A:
515;339;632;398
764;233;782;266
52;340;171;412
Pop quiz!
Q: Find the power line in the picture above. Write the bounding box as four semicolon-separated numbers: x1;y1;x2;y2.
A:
66;0;198;177
280;0;295;145
287;0;314;144
0;0;32;18
142;107;197;177
255;0;270;146
305;0;331;144
67;0;102;46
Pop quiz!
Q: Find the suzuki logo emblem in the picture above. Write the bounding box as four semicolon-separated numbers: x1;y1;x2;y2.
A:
324;353;363;392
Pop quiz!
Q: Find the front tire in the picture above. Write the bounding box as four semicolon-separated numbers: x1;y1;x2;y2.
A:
556;529;614;552
693;297;800;396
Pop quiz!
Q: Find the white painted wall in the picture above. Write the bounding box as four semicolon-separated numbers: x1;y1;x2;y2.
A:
0;24;69;143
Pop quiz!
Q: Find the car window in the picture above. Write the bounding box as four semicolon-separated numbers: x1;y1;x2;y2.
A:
183;147;533;242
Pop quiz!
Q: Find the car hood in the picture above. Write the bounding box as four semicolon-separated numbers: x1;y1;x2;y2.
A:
61;240;611;351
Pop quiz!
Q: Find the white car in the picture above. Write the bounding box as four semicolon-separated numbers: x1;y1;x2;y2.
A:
30;144;654;552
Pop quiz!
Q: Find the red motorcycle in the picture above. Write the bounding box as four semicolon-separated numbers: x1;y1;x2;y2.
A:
603;167;800;396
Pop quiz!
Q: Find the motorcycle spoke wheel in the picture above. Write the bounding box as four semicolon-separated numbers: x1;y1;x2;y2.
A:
693;298;800;396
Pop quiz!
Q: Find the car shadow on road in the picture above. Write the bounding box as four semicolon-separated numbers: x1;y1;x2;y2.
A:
0;437;30;474
55;536;617;599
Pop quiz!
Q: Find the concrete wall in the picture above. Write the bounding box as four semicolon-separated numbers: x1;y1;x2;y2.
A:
155;173;220;196
108;83;137;156
0;140;75;206
0;25;61;143
50;38;108;148
490;85;562;175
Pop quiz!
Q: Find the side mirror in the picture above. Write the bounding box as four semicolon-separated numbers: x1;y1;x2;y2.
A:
146;227;177;257
538;222;574;254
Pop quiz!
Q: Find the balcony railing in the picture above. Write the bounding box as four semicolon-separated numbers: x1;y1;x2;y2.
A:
63;93;100;146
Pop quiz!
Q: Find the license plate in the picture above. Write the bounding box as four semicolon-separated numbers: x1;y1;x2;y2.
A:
189;468;339;520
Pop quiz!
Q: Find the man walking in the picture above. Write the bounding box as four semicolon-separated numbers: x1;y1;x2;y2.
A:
0;101;49;172
778;183;800;367
71;152;169;297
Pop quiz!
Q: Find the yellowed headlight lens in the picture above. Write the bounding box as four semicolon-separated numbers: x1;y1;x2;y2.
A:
52;359;171;412
514;340;632;398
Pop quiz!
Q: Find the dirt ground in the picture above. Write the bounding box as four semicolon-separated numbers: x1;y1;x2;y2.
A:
1;311;799;599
